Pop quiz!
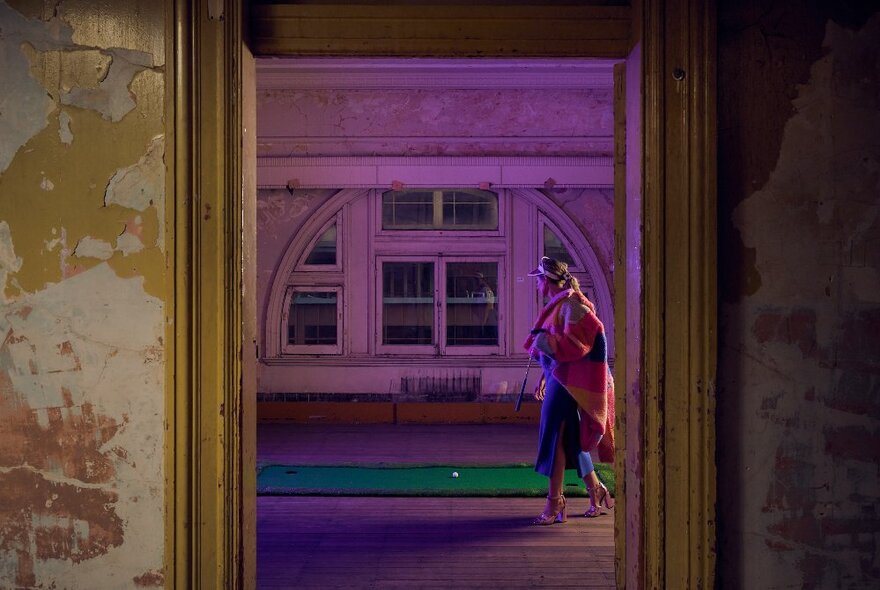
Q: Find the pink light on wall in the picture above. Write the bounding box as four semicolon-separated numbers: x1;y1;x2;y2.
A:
256;57;619;160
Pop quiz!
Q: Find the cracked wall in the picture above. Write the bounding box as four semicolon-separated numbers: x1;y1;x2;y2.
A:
718;1;880;588
0;1;166;588
257;87;613;157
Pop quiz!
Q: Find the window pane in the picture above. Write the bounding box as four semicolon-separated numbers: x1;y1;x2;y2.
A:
441;190;497;229
446;262;498;346
288;292;337;345
304;224;337;265
382;191;434;229
544;225;576;266
382;189;497;230
382;262;434;345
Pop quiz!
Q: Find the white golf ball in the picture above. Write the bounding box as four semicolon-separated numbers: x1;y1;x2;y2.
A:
452;471;459;478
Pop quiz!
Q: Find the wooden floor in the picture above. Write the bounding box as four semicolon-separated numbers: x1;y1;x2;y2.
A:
257;424;615;589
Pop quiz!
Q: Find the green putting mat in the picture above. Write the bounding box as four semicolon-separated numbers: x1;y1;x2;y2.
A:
257;463;615;497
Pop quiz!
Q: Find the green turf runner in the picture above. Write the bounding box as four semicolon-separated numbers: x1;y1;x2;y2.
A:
257;463;615;497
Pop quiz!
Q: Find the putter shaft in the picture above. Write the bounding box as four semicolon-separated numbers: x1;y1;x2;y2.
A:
514;355;533;412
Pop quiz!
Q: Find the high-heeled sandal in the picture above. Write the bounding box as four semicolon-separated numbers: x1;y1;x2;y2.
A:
584;483;614;518
533;494;567;525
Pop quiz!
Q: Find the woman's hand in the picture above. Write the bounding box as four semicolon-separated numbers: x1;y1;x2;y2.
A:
533;376;545;401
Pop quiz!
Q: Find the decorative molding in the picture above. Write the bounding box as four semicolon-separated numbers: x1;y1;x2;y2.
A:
257;138;614;160
260;356;534;368
169;0;249;588
642;0;717;587
259;155;611;167
257;156;614;189
257;58;617;90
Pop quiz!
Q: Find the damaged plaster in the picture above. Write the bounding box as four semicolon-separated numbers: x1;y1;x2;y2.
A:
0;0;160;177
104;136;165;250
58;110;74;145
721;9;880;588
0;1;168;587
0;221;23;304
0;2;71;175
61;47;154;122
73;236;113;260
0;263;165;587
115;231;144;257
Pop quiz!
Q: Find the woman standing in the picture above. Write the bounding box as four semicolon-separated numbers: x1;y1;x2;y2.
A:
523;257;615;525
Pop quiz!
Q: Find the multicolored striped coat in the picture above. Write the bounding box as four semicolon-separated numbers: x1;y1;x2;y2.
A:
523;288;615;463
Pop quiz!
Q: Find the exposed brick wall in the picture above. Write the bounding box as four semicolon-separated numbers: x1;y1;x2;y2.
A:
717;1;880;587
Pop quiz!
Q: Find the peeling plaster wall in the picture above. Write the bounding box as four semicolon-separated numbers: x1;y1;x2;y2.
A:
717;2;880;588
0;1;166;588
257;87;613;157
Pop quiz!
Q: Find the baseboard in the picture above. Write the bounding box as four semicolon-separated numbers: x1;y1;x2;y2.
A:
257;401;541;424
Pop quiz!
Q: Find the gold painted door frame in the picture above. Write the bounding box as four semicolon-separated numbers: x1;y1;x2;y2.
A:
166;0;250;588
166;1;716;588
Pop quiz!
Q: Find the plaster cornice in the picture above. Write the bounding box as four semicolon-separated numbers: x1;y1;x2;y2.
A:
257;155;613;189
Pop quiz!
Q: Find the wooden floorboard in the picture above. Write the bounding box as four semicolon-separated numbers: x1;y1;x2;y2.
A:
257;424;615;589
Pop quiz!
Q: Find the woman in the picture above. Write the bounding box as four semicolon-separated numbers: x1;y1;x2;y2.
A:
523;257;615;525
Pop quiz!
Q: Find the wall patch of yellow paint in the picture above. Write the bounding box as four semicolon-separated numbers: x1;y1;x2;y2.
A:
22;45;111;97
60;0;166;64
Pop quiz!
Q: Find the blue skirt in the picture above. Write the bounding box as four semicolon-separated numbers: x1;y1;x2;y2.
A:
534;366;594;479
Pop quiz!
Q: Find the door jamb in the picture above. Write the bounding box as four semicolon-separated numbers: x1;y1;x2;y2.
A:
166;1;717;588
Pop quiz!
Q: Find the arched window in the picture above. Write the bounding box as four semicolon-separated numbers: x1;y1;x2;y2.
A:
263;188;613;385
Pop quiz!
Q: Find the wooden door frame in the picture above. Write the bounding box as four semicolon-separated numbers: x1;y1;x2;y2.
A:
166;1;716;588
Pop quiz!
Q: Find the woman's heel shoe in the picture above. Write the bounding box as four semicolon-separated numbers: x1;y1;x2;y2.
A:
584;483;614;518
533;494;567;525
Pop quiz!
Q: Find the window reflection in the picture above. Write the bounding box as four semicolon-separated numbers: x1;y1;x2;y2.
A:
304;224;337;265
382;262;434;345
288;292;337;345
382;189;498;230
543;225;576;266
446;262;498;346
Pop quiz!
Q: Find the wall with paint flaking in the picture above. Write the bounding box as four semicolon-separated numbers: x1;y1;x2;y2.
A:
1;0;878;587
0;1;166;588
717;1;880;587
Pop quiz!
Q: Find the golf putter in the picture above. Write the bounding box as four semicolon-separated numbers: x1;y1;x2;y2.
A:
514;355;533;412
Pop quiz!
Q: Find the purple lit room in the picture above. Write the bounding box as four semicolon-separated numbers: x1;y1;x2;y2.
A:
254;55;636;588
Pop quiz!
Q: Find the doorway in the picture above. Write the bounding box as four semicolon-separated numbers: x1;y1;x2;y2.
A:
167;2;717;588
253;56;623;587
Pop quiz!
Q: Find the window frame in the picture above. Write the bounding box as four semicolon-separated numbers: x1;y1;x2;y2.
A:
281;285;343;355
536;212;599;305
439;256;505;356
296;211;343;272
374;187;504;238
375;256;438;355
374;255;505;356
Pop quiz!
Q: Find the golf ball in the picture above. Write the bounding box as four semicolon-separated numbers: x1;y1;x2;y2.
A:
452;471;459;478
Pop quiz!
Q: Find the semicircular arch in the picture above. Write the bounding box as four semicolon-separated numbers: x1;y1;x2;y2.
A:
264;188;369;356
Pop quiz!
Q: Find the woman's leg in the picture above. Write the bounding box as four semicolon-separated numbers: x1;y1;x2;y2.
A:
548;422;567;499
582;451;614;517
534;422;569;525
581;451;600;489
